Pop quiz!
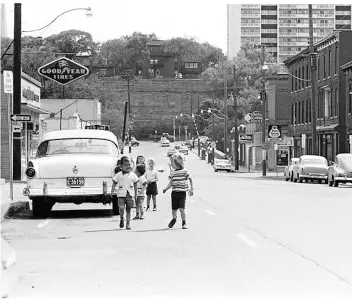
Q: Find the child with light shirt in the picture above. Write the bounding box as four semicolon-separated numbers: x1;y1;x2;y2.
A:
133;164;147;220
163;153;194;229
145;158;159;211
110;156;138;230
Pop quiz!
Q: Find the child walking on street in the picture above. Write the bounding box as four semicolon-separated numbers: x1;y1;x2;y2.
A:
146;158;159;211
111;156;138;230
133;164;147;220
163;153;194;229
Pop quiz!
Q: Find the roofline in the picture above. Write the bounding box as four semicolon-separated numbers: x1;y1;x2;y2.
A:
284;30;344;66
341;61;352;71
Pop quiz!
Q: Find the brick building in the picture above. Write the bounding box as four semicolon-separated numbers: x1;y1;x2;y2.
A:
341;60;352;153
284;30;352;162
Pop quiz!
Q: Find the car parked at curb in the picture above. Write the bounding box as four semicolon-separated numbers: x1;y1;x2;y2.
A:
284;157;300;181
292;155;328;183
23;129;122;218
328;153;352;187
179;145;189;155
213;158;232;172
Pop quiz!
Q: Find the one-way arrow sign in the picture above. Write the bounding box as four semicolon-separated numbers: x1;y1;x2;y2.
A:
11;114;31;122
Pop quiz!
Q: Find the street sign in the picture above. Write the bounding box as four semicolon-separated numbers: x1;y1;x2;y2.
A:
239;134;253;142
3;70;13;93
11;114;31;122
268;125;282;142
38;57;89;86
12;122;22;133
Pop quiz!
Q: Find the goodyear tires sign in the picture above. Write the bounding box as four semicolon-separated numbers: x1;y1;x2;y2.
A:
38;57;89;85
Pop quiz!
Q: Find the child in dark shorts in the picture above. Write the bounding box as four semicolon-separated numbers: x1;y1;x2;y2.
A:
146;158;159;211
163;153;194;229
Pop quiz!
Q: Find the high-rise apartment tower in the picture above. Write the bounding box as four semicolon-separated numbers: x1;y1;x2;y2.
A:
227;4;352;62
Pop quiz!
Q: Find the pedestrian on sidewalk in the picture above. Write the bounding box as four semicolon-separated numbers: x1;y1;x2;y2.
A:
145;158;159;211
163;153;194;229
110;156;138;230
133;164;147;220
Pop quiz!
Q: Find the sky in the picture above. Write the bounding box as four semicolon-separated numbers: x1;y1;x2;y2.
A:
2;0;232;54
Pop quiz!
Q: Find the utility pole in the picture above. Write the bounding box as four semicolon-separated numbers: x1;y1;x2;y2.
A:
224;69;228;155
122;102;128;152
127;73;132;154
233;66;239;170
13;3;21;180
309;4;318;155
261;46;267;176
59;109;62;130
212;98;215;165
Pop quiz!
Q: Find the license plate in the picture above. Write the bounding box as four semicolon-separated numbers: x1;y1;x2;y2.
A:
67;177;85;186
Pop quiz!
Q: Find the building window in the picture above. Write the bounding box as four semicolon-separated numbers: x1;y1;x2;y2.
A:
149;46;161;52
328;50;331;77
349;83;352;114
306;100;309;123
329;89;333;117
323;55;326;78
291;103;294;125
185;62;198;69
317;56;320;80
295;102;298;124
298;102;301;124
334;88;338;117
295;70;297;91
335;45;338;75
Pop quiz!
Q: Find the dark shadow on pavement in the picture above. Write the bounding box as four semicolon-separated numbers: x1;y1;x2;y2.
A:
84;228;122;233
133;228;181;233
7;209;114;220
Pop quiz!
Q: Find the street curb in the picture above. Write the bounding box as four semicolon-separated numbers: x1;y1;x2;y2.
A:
4;201;30;218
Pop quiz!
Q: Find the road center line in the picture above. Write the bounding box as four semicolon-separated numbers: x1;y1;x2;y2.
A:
205;210;215;216
236;233;259;248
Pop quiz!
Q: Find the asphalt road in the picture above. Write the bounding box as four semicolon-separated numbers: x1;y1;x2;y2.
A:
2;141;352;300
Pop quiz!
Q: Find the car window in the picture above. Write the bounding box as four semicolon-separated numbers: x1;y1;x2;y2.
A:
302;158;328;165
36;138;119;157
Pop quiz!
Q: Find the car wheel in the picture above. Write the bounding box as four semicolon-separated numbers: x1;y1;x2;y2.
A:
318;179;322;184
333;179;339;187
215;169;218;172
32;198;52;218
112;197;119;215
298;175;303;183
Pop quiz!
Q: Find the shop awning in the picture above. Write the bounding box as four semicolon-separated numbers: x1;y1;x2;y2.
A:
316;124;338;132
21;103;51;114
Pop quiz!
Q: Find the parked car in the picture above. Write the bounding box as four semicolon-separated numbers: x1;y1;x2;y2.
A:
124;137;139;146
167;148;178;157
213;158;232;172
328;153;352;187
161;139;170;147
292;155;328;183
284;157;300;181
23;129;122;217
179;145;189;155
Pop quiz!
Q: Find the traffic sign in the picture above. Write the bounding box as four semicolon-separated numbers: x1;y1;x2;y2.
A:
3;71;13;93
11;114;31;122
12;122;22;133
38;57;89;86
268;125;282;141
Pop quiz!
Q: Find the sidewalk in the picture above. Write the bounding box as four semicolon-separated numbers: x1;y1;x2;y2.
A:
190;148;284;180
1;181;29;220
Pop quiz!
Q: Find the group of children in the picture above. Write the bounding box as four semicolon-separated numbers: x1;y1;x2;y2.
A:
110;153;194;230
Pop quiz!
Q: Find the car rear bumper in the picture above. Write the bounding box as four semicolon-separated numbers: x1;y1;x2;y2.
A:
300;175;327;180
335;177;352;182
23;179;112;197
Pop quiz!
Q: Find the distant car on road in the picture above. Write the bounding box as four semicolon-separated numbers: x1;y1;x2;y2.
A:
284;157;300;181
161;139;170;147
213;158;232;172
23;129;122;217
328;153;352;187
292;155;328;183
131;137;139;146
179;145;188;155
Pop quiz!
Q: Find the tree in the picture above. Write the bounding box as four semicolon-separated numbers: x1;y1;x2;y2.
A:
98;38;128;67
197;42;225;71
45;29;98;59
163;37;200;76
1;37;13;70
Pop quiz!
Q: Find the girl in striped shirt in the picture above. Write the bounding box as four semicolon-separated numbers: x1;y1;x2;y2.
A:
163;153;194;229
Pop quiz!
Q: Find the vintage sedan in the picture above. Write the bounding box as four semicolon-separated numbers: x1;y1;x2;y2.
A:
23;129;121;217
283;157;300;181
292;155;328;183
213;158;232;172
328;153;352;187
179;145;189;155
